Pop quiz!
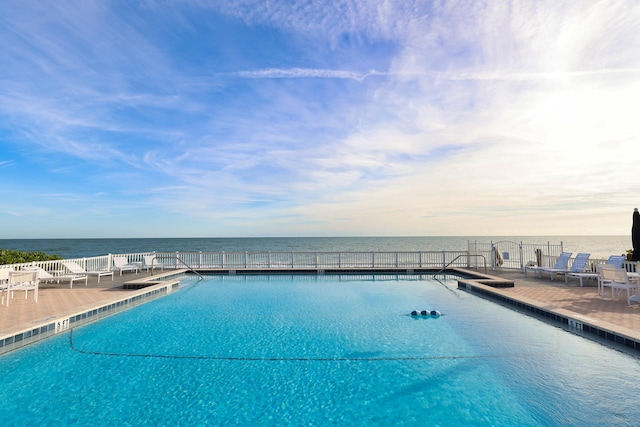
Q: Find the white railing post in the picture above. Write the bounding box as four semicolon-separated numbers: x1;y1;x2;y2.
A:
519;242;524;270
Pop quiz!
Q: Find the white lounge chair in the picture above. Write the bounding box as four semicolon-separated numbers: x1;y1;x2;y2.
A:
543;252;591;282
63;261;114;283
525;252;573;279
599;264;638;305
6;270;39;306
24;266;88;288
112;256;139;275
566;255;626;287
143;255;164;272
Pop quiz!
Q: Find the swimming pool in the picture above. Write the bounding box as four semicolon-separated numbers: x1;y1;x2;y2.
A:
1;273;639;426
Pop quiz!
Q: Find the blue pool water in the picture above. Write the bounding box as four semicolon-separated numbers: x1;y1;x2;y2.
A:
1;274;640;426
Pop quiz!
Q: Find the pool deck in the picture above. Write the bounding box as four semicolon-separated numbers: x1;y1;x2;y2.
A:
456;268;640;354
1;268;640;355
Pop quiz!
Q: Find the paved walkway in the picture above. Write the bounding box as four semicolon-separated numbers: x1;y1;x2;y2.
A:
2;268;640;347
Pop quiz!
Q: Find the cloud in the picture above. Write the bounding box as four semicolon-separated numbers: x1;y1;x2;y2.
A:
225;68;386;82
1;0;639;237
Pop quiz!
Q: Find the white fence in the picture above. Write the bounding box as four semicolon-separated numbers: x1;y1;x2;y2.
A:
468;240;566;270
150;250;481;270
468;240;638;273
2;250;483;273
3;242;636;274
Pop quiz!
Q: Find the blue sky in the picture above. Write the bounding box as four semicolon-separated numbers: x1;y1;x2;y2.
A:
1;0;639;238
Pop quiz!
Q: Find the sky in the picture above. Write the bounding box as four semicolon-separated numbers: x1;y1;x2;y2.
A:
1;0;639;239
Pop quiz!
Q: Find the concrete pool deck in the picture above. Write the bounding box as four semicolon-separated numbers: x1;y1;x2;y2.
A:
1;268;639;355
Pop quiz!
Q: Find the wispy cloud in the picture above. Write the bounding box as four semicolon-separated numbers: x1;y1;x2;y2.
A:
0;0;638;237
225;67;387;82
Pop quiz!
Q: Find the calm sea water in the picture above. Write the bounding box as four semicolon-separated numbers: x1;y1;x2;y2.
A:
0;236;631;261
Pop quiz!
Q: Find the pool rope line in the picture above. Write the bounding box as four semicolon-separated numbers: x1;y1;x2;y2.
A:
67;329;559;362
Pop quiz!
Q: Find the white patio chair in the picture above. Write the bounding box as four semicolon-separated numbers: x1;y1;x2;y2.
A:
143;255;164;272
112;256;139;275
599;264;638;305
24;266;88;288
63;261;114;283
6;270;39;306
0;268;13;306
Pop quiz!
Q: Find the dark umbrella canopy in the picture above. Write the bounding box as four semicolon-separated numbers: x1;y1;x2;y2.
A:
633;208;640;261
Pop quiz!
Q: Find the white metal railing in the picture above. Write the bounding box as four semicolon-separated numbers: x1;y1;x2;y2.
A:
1;251;484;273
5;244;632;275
152;251;474;270
468;240;565;270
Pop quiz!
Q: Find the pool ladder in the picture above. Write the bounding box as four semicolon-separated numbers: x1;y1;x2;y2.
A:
153;255;204;280
432;254;487;277
175;257;204;280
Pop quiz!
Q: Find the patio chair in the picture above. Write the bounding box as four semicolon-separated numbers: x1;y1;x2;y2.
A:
63;261;114;283
143;255;164;272
24;266;88;288
565;255;626;287
112;256;139;275
540;252;590;281
599;264;638;305
541;252;591;282
6;270;39;306
0;268;13;306
525;252;573;279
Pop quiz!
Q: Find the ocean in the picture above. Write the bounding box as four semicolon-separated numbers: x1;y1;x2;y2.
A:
0;236;631;261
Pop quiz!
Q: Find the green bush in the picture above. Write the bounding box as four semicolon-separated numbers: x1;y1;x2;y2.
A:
0;249;62;265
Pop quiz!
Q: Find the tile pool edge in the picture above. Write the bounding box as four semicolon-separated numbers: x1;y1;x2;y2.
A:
457;275;640;356
0;280;181;356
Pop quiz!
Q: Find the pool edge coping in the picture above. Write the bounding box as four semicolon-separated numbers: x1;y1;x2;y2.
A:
0;273;183;356
456;269;640;356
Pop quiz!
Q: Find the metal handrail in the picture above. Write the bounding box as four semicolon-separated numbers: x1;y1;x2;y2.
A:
155;255;204;280
433;254;487;276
